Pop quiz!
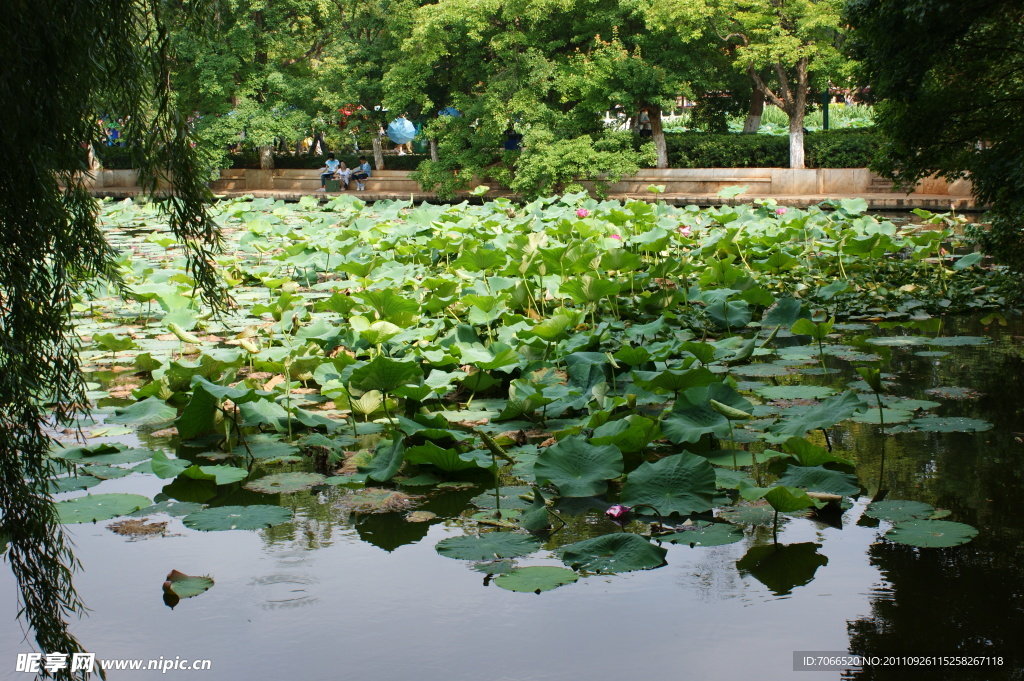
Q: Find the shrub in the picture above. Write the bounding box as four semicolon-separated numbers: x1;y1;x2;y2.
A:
665;130;880;168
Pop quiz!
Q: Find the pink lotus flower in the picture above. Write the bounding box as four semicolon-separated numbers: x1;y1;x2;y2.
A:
775;207;788;216
610;234;622;241
678;225;692;237
576;208;590;218
605;504;630;520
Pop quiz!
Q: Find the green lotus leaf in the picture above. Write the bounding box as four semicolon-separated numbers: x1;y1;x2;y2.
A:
765;391;868;439
163;570;214;599
532;437;623;497
850;408;913;425
82;464;135;480
350;355;423;394
909;416;994;433
358;438;405;482
864;499;935;523
49;474;103;493
182;505;293;531
776;465;860;496
756;385;837;400
660;522;744;547
662;382;755;444
864;336;930;346
557;533;667;573
130;500;205;517
494;566;578;593
245;472;326;494
56;493;152;524
885;519;978;548
923;386;984;400
783;437;855;469
435;532;542;560
925;335;991;346
106;398;175;425
404;442;486;473
55;444;154;466
621;452;716;516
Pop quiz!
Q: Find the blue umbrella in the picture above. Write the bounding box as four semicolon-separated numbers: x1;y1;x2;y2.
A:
387;117;417;144
438;107;461;118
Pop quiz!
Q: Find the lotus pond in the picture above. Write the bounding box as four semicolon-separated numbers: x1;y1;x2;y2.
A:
3;194;1023;679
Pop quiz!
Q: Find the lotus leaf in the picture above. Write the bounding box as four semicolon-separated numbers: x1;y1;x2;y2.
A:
660;522;744;547
130;500;205;517
557;533;667;573
435;532;542;560
495;566;579;593
57;493;152;524
909;416;994;433
163;570;214;599
777;465;860;496
182;505;293;531
532;437;623;497
756;385;837;400
619;452;716;516
885;520;978;548
864;500;935;523
245;472;326;493
765;391;867;439
106;398;175;425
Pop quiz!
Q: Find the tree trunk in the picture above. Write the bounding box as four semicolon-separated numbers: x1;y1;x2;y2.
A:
742;90;765;134
372;136;385;170
649;107;668;169
429;138;439;162
259;145;274;170
788;111;805;169
311;132;325;155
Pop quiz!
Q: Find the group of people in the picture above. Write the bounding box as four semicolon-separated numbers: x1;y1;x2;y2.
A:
317;153;371;191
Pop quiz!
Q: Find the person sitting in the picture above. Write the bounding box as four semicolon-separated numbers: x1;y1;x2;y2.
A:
317;152;340;191
334;162;351;190
351;156;371;191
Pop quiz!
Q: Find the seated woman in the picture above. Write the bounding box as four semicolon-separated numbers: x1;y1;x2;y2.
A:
334;162;351;190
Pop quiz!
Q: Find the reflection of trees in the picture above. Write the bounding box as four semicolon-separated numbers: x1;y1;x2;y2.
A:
846;535;1024;680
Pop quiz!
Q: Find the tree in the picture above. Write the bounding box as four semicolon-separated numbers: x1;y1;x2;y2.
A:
0;1;225;674
847;0;1024;273
717;0;849;168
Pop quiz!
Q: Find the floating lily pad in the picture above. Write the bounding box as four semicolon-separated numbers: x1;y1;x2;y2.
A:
718;503;778;526
48;474;104;493
660;522;744;547
865;336;929;346
494;566;579;593
557;533;667;573
777;465;860;496
405;511;437;523
881;397;942;412
865;500;935;523
471;487;533;511
182;505;293;531
909;416;993;433
926;336;991;347
82;465;137;480
163;570;214;599
885;519;978;548
106;398;175;425
245;472;326;494
130;500;205;517
436;532;542;561
924;386;984;401
180;464;249;486
914;351;949;358
757;385;837;400
732;364;793;377
850;408;914;425
56;493;152;524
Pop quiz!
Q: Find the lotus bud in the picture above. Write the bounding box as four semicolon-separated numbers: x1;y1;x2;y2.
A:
775;207;788;216
576;208;590;218
678;225;692;237
605;504;630;520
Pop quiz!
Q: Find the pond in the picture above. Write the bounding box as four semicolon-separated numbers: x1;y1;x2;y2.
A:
2;196;1021;680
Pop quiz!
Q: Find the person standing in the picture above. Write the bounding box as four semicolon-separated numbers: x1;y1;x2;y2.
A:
351;156;371;191
317;152;340;191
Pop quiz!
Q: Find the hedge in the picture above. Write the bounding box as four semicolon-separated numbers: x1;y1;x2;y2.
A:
227;152;428;171
665;130;880;168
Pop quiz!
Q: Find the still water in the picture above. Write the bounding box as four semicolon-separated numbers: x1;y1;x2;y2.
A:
2;314;1022;681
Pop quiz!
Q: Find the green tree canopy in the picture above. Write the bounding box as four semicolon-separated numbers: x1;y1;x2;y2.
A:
847;0;1024;271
